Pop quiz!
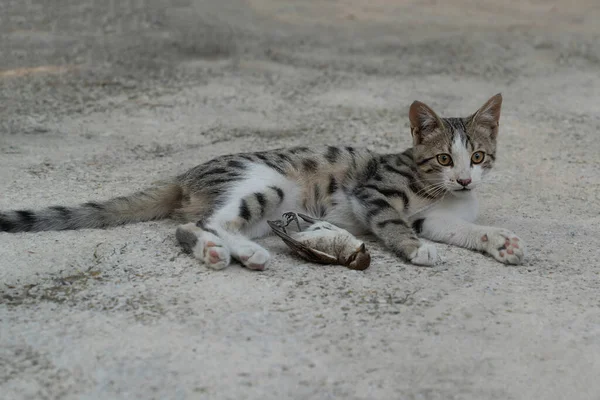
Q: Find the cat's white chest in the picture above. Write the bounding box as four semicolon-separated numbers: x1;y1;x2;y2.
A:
416;192;479;223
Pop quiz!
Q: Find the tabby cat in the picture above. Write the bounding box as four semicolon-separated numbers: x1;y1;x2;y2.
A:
0;94;525;270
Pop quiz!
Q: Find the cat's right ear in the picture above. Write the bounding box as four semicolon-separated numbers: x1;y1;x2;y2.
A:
409;101;442;144
468;93;502;140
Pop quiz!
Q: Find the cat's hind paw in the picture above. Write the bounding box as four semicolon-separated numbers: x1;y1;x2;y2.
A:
409;242;439;266
236;243;270;271
196;232;231;270
482;230;525;265
199;238;231;270
176;223;231;270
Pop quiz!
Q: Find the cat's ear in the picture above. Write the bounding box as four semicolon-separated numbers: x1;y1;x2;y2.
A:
470;93;502;137
409;100;443;144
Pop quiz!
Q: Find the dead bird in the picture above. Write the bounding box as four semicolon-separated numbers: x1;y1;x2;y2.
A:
267;212;371;271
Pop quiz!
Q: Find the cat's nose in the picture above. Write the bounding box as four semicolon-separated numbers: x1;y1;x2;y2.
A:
457;178;472;187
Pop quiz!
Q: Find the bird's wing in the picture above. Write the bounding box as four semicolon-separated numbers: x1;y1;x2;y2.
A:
267;220;339;264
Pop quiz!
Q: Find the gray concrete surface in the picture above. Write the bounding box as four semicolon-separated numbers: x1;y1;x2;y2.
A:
1;1;600;399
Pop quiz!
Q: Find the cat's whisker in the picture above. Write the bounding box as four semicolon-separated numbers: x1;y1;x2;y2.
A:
414;182;447;197
407;190;448;218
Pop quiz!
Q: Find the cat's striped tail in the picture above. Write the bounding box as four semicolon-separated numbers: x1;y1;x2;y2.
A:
0;184;184;233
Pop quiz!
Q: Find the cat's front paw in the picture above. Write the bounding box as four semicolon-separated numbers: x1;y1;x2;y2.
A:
481;229;525;265
408;242;439;266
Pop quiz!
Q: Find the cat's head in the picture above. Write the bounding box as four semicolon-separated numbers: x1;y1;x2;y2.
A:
409;94;502;197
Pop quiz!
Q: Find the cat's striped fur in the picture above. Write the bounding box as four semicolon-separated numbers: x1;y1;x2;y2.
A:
0;94;525;269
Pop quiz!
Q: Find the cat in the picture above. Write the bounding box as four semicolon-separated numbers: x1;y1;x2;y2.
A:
0;93;525;270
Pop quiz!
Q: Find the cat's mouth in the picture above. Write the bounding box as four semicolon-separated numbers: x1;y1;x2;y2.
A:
455;188;471;192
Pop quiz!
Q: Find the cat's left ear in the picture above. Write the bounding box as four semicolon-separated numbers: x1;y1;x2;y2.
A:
469;93;502;138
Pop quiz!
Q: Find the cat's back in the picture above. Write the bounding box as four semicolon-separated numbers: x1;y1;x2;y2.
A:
179;145;375;188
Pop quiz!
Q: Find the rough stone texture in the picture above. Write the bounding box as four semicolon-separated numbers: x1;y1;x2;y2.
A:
1;1;599;399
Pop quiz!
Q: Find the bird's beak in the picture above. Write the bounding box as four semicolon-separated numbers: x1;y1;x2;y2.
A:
346;243;371;271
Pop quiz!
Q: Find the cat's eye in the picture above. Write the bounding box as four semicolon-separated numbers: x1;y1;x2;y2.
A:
436;154;453;166
471;151;485;164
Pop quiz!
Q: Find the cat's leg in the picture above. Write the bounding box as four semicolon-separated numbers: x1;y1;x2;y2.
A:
175;220;269;271
219;233;271;271
220;185;286;234
415;216;525;265
205;171;299;270
207;185;289;270
415;193;525;264
175;222;231;270
351;187;439;266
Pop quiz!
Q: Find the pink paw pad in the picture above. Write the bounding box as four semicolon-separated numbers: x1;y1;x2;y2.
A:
483;230;525;265
196;234;230;269
203;243;221;257
208;249;222;263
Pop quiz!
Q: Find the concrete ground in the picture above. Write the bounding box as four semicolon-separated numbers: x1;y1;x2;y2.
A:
1;1;600;399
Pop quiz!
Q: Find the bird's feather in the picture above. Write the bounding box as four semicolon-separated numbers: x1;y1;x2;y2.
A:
267;219;339;264
267;213;371;270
